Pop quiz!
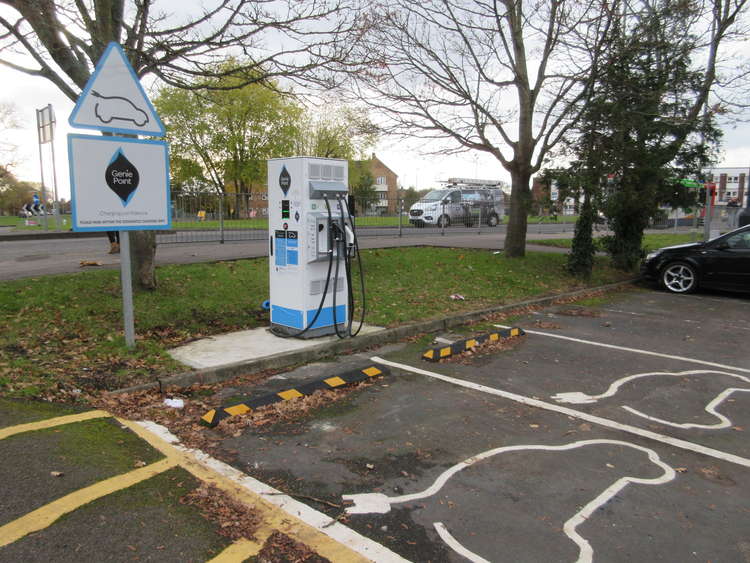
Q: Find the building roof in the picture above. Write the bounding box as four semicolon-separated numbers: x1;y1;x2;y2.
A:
352;153;398;180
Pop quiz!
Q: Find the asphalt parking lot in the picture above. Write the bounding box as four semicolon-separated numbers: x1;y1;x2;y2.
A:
214;287;750;562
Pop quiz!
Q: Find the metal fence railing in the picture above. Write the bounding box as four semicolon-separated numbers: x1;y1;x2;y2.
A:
158;192;609;244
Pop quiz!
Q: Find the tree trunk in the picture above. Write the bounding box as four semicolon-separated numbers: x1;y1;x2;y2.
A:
504;168;532;257
129;231;157;290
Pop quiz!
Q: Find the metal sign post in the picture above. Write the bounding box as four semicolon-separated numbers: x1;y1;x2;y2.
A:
35;106;53;231
119;232;136;346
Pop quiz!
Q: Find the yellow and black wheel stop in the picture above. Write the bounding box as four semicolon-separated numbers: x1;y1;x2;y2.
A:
201;365;388;428
422;327;525;361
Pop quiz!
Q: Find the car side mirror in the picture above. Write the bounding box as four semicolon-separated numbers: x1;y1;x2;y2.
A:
715;241;730;250
442;199;449;205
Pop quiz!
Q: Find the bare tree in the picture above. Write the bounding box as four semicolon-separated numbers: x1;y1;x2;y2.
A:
0;0;355;288
340;0;618;256
0;101;19;168
341;0;749;257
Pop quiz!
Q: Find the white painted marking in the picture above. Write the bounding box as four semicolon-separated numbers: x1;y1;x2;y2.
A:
136;421;408;563
433;523;491;563
622;388;750;430
371;357;750;468
344;439;675;563
493;324;750;374
552;369;750;430
552;369;750;404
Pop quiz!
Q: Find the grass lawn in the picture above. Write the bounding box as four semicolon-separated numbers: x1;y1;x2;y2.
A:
1;215;72;230
533;232;700;251
0;247;628;400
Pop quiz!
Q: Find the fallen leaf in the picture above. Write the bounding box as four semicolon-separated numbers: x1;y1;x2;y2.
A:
50;471;64;477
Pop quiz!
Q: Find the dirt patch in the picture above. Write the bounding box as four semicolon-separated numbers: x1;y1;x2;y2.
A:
218;384;374;437
556;307;602;317
532;320;562;329
180;482;262;542
257;531;329;563
696;466;736;487
95;373;377;458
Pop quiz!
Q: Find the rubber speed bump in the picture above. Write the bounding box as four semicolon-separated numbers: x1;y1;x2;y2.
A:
422;327;525;362
200;365;389;428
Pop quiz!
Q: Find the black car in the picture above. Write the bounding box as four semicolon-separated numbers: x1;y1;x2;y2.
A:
641;224;750;294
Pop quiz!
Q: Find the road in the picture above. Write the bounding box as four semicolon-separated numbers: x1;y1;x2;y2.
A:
0;228;579;281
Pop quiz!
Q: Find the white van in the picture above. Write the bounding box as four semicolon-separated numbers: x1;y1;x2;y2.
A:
408;188;504;227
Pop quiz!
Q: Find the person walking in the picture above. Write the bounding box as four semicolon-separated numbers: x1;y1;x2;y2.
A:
106;231;120;254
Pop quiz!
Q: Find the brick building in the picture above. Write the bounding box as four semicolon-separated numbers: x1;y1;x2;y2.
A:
350;153;399;213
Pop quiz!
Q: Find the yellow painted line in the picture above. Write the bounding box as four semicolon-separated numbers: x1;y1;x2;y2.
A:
0;410;110;441
440;346;452;358
324;376;346;387
206;537;263;562
278;389;303;400
224;404;251;416
119;419;368;562
362;366;381;377
0;457;176;547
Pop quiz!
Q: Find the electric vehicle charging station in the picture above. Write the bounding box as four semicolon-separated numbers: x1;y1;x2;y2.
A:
267;156;364;339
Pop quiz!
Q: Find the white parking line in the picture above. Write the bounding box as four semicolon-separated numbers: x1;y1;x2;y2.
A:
494;324;750;374
622;388;750;430
551;369;750;430
344;439;675;563
433;523;490;563
371;357;750;469
551;369;749;404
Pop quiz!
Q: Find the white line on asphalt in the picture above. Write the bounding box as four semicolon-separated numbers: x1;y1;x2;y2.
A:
370;357;750;469
433;523;490;563
494;324;750;374
345;439;675;563
551;369;749;404
136;421;409;563
622;388;750;430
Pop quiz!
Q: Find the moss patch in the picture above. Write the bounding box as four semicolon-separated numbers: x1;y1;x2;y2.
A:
47;417;163;472
0;398;84;428
1;468;232;562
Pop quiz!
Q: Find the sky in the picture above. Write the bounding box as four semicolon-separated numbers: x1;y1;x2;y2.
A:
2;62;511;200
3;30;750;201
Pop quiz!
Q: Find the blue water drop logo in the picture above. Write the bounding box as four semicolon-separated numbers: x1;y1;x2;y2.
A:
105;148;140;206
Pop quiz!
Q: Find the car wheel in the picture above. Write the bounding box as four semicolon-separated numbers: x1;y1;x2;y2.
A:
661;262;698;294
437;215;450;228
487;213;499;227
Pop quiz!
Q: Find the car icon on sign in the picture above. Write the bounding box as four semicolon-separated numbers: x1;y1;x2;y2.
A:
92;90;149;127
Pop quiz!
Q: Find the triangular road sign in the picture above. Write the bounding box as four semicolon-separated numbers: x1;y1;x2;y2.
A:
69;42;165;136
